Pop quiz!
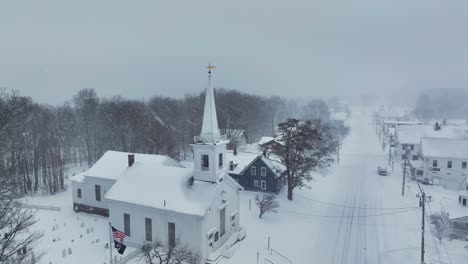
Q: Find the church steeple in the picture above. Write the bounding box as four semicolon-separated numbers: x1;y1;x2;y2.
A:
200;64;220;143
192;65;227;183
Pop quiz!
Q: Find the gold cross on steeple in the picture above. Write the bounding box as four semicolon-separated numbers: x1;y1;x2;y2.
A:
207;64;216;74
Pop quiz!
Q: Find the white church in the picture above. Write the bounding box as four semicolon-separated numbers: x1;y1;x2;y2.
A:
73;66;243;263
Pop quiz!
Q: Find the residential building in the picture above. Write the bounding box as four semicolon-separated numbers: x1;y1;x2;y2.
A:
226;151;286;193
419;138;468;190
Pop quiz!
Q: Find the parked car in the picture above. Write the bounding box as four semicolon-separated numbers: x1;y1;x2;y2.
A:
377;166;388;176
422;178;433;185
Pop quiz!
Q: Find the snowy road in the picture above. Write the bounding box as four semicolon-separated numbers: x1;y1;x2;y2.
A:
310;109;421;264
227;109;428;264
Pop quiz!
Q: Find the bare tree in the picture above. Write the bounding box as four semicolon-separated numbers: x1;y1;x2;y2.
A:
140;240;199;264
255;194;279;219
0;177;43;264
271;118;337;200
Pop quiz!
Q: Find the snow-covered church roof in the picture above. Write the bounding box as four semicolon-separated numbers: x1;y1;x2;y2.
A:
105;162;218;216
70;150;182;182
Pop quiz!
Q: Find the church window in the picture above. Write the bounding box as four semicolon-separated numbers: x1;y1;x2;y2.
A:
124;213;131;236
219;153;223;168
168;222;176;247
95;185;101;201
202;155;209;171
220;208;226;237
77;188;82;198
145;218;152;242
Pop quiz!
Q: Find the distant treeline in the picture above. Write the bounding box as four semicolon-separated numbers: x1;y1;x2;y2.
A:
413;88;468;120
0;88;339;196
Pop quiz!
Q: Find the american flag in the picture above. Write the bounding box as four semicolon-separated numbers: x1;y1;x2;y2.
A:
111;226;126;243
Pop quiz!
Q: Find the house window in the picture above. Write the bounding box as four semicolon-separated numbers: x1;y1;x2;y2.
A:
168;222;175;247
412;155;418;160
463;198;467;206
124;213;130;236
401;155;406;160
201;155;209;171
417;170;424;176
220;208;226;237
95;185;101;202
433;160;438;167
261;167;267;177
447;161;452;169
214;232;219;242
251;166;256;176
145;218;152;242
77;188;82;198
261;180;267;190
219;153;223;168
463;162;467;169
254;180;259;187
410;145;414;150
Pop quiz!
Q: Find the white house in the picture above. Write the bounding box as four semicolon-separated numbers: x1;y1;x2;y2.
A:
419;137;468;190
395;124;468;162
70;150;181;216
105;67;243;263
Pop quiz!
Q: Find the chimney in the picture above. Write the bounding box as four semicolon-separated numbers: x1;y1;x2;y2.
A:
128;154;135;167
263;150;267;157
234;148;237;156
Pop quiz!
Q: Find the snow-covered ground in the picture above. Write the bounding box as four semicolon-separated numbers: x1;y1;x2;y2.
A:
24;108;467;264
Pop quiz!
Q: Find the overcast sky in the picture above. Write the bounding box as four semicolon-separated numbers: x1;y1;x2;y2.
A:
1;0;467;105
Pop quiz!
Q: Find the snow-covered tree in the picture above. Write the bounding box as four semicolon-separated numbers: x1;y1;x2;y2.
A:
271;118;337;200
255;194;279;218
140;240;199;264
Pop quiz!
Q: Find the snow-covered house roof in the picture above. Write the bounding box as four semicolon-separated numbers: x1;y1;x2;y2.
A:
420;138;468;159
440;199;468;220
70;150;182;182
225;150;286;177
396;125;468;145
105;163;217;216
258;136;275;146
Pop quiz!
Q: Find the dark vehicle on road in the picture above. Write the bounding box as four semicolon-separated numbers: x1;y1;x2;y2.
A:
377;166;388;176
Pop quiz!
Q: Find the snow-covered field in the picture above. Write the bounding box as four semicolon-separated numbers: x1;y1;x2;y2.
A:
24;109;467;264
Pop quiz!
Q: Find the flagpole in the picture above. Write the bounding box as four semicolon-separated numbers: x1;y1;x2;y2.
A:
109;222;113;264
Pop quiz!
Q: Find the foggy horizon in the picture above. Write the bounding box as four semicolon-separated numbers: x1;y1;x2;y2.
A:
2;0;468;105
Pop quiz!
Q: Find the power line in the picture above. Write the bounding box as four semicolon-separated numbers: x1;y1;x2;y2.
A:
295;193;419;211
417;183;454;264
276;208;419;218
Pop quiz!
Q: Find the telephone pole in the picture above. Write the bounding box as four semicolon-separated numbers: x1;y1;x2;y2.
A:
402;147;409;196
388;135;393;166
417;190;426;264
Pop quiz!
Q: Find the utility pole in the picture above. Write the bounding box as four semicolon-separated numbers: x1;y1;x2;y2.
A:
417;191;426;264
402;147;408;196
388;135;393;166
337;140;340;164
